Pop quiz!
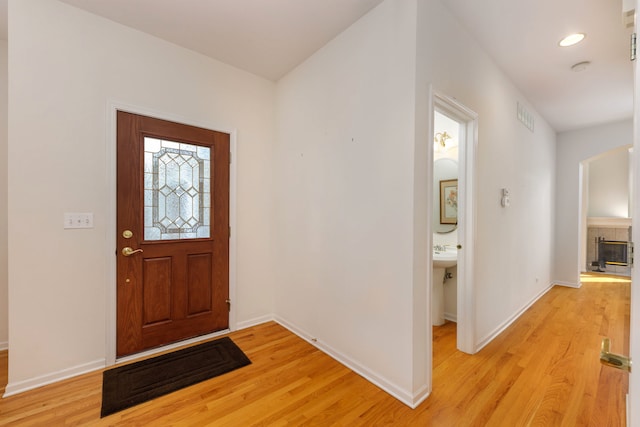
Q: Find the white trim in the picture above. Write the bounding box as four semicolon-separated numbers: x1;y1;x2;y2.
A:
629;8;640;421
242;316;430;407
556;280;582;289
444;313;458;323
411;385;431;409
3;359;105;398
476;284;554;352
228;131;238;333
431;90;478;355
105;104;117;367
104;100;238;367
236;314;275;331
273;316;428;408
578;162;588;286
3;313;430;404
0;341;7;351
627;393;630;427
586;217;632;227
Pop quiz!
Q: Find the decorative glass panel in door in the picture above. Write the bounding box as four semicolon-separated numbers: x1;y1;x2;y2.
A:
144;137;211;240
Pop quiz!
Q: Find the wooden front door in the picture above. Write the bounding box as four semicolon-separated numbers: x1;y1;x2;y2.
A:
116;111;230;357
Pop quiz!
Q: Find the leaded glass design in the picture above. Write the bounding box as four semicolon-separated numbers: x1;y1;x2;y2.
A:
144;137;211;240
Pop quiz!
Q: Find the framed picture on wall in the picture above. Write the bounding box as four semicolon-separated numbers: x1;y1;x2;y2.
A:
440;179;458;224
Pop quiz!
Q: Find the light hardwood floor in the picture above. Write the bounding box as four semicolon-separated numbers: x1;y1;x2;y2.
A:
0;274;630;426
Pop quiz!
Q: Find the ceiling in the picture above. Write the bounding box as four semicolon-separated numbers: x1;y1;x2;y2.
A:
443;0;634;132
3;0;635;133
58;0;386;82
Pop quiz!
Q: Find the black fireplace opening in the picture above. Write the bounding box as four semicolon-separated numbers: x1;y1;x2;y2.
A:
598;239;629;268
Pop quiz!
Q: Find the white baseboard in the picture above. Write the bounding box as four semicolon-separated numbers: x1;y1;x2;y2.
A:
2;315;427;405
555;280;581;288
476;284;554;352
3;358;105;398
411;384;431;408
626;394;629;427
444;313;458;322
0;341;7;351
236;314;275;331
1;316;274;399
273;316;426;408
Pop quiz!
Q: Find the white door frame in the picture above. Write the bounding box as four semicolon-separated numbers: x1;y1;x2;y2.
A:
104;101;238;366
431;90;478;354
629;1;640;419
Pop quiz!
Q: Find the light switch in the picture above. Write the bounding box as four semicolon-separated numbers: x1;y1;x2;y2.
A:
501;188;510;208
64;213;94;229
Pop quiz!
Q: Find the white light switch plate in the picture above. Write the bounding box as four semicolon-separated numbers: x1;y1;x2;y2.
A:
64;212;94;229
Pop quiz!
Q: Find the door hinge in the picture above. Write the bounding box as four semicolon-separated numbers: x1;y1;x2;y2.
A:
229;151;232;164
225;299;231;312
229;226;231;239
631;33;637;61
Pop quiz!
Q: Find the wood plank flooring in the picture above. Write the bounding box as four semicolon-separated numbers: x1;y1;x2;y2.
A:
0;274;630;426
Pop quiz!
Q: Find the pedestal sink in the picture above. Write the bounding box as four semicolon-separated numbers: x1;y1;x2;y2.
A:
433;248;457;268
433;247;457;326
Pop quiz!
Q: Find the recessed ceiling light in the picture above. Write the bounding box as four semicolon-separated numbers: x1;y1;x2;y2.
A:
559;33;586;47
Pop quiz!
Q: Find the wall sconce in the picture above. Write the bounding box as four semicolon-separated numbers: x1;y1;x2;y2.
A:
434;131;452;150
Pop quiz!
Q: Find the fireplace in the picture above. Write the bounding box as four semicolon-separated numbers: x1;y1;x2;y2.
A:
587;223;632;276
597;238;629;268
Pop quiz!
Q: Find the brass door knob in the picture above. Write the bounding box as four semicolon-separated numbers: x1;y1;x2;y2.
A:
122;247;144;257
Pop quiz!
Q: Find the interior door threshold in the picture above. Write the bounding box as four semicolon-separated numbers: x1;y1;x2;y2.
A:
114;329;231;366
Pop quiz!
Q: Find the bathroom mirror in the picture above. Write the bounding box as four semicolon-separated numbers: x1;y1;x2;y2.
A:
433;158;458;232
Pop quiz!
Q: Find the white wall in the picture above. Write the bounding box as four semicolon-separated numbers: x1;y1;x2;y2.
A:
417;1;557;347
274;0;421;403
274;0;557;405
4;0;569;405
555;119;632;285
0;40;7;351
588;147;630;218
7;0;275;391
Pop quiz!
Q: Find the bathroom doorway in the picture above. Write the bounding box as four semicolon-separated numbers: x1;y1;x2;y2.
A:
431;91;477;354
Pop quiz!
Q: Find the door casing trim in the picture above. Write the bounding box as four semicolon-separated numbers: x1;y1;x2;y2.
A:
430;88;478;354
105;101;238;366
